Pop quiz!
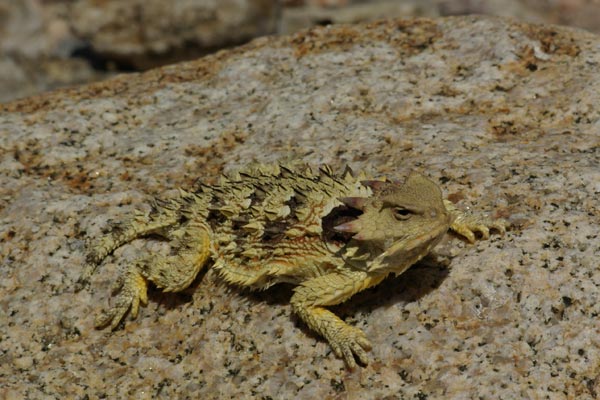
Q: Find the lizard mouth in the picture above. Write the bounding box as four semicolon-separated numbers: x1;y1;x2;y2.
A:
321;204;364;245
386;221;448;257
366;220;449;274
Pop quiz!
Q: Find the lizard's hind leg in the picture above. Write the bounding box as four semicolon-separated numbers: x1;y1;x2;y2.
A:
95;220;212;329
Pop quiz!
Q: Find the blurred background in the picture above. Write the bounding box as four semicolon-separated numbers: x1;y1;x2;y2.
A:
2;0;600;103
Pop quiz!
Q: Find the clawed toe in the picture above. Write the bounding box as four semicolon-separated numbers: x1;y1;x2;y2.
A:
95;271;148;330
95;306;127;330
479;225;490;239
451;214;508;243
329;326;371;369
491;219;508;234
476;218;508;239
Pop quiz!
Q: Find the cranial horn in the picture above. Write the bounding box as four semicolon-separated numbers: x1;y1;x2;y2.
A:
351;232;367;241
361;179;389;191
333;220;360;233
338;197;367;210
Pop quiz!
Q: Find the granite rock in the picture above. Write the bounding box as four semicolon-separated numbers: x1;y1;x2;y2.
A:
0;0;278;102
0;0;104;102
281;0;600;35
1;15;599;399
69;0;279;69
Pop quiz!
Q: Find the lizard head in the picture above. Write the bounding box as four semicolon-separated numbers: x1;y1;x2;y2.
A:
335;172;452;275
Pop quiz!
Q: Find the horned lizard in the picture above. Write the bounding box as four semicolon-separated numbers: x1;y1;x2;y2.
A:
80;163;506;368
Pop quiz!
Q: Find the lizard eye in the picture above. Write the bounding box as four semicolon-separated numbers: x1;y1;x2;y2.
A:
392;207;412;220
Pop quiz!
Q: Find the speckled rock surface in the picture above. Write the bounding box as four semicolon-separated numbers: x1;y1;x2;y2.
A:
0;0;278;102
1;16;599;399
0;0;105;103
69;0;279;69
281;0;600;35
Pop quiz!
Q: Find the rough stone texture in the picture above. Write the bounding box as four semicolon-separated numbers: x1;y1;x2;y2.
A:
69;0;279;69
1;15;599;399
280;0;439;33
3;0;600;103
281;0;600;34
438;0;600;32
0;0;105;103
0;0;278;102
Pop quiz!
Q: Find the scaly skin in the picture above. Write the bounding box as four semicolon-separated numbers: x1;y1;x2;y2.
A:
291;270;386;369
289;202;505;368
81;164;507;368
445;200;507;243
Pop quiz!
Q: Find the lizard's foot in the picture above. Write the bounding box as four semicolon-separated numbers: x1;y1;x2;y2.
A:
327;324;372;369
291;270;384;368
95;268;148;330
451;213;507;243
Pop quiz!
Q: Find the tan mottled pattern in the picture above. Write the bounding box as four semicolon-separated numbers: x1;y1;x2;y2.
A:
83;163;505;368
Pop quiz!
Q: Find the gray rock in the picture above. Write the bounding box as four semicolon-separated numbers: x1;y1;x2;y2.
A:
1;16;599;399
281;0;600;35
0;0;103;102
0;0;278;102
70;0;279;69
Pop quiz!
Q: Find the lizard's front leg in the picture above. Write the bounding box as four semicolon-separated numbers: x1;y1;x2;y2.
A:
290;269;386;368
444;199;507;242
